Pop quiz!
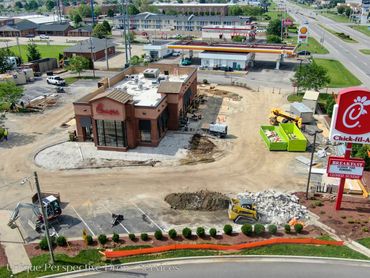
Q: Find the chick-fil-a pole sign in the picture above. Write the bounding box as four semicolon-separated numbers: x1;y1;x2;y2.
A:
329;88;370;144
327;156;365;179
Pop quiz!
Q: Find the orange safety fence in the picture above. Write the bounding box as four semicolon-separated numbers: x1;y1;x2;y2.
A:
101;238;344;259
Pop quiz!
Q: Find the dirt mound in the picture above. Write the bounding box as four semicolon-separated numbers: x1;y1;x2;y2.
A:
165;190;229;211
190;134;215;154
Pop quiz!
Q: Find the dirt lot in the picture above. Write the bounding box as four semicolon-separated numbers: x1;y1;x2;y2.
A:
296;192;370;240
0;85;308;240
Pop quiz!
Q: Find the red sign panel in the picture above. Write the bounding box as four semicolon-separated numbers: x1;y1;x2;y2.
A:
96;103;119;115
329;88;370;144
327;156;365;179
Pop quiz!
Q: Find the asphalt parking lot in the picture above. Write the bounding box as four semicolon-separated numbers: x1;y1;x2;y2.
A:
16;200;166;242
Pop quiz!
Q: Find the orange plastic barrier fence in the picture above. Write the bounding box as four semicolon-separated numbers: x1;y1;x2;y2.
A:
102;238;344;259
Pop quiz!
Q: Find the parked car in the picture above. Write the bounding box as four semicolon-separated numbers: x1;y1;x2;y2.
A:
40;34;49;39
172;51;181;57
47;76;65;86
297;50;311;56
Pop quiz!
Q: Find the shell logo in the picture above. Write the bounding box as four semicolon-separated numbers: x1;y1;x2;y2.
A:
299;26;308;34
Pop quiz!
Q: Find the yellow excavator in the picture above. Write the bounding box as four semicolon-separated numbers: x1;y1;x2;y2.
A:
228;198;258;224
269;108;303;129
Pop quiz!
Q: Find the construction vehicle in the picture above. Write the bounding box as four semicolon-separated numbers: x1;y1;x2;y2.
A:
228;198;258;224
8;195;62;232
269;108;303;129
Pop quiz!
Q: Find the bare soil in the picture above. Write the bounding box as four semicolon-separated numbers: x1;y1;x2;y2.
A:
24;226;321;258
296;192;370;240
180;134;219;164
164;190;229;211
0;244;8;267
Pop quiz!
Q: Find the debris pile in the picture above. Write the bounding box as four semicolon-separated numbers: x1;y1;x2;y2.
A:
189;134;215;155
264;130;282;142
237;190;308;225
165;190;229;211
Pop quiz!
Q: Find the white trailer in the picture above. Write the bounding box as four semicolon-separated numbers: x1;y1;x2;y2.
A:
209;123;228;138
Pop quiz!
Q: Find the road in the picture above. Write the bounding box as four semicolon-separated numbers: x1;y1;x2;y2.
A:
70;257;370;278
284;0;370;88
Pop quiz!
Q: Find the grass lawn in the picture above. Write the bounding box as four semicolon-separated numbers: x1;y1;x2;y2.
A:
350;25;370;37
9;241;370;277
64;76;100;85
319;24;358;43
360;49;370;55
357;237;370;248
285;37;329;54
314;58;362;88
321;12;351;23
4;44;67;62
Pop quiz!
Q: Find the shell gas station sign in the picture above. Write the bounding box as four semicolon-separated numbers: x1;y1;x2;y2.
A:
298;25;309;44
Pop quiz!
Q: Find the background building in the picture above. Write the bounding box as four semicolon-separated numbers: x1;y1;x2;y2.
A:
63;38;116;61
73;64;197;151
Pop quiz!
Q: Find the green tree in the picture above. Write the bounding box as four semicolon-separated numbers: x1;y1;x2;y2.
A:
26;43;41;62
79;3;92;18
292;61;330;91
130;55;143;65
102;20;111;33
45;0;55;11
337;6;345;14
67;56;90;77
15;1;23;9
94;5;102;17
267;34;282;43
345;7;352;17
0;81;23;104
127;4;140;15
0;48;15;73
92;23;110;38
267;19;282;36
107;8;114;17
228;5;243;16
73;13;83;27
352;144;370;171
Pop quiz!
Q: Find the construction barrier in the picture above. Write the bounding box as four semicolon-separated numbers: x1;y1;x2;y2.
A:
101;238;344;259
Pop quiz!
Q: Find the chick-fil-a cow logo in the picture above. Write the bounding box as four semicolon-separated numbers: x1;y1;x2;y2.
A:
329;88;370;144
335;89;370;135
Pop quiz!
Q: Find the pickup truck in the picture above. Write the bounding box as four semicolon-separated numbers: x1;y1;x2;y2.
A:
46;76;65;86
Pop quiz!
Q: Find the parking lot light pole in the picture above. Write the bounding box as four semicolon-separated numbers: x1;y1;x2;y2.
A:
306;129;323;200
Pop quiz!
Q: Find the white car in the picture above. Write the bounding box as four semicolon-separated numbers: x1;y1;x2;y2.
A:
40;34;49;39
172;51;181;56
46;76;65;86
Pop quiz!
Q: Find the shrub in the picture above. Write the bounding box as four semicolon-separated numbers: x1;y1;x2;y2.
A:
223;224;233;235
196;227;205;238
362;227;369;232
294;223;303;234
268;224;277;235
56;235;67;247
154;230;163;240
182;227;192;239
313;200;323;207
284;224;291;234
203;79;208;84
85;235;94;245
168;229;177;239
112;233;119;243
98;234;108;245
241;224;253;236
209;228;217;238
39;237;50;250
141;233;149;241
254;224;265;236
129;233;136;241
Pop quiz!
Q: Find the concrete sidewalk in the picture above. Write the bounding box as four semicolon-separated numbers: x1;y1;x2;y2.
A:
0;210;31;274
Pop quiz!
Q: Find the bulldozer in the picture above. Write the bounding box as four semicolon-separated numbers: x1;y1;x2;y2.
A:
269;108;303;129
228;198;258;224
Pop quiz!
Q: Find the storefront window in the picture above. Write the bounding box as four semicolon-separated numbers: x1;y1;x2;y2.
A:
139;120;151;143
157;108;169;137
96;120;127;148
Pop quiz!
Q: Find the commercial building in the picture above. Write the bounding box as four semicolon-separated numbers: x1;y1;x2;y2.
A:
0;19;37;37
143;40;174;60
201;24;257;41
199;51;255;70
73;64;197;151
37;22;72;36
152;2;231;16
63;38;116;61
115;12;251;32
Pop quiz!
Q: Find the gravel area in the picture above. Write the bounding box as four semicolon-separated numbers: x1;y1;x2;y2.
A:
35;131;192;170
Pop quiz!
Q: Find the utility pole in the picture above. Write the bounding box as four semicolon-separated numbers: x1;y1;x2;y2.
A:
16;36;22;61
89;37;96;78
90;0;96;26
121;0;129;68
305;130;323;199
34;172;55;264
105;37;109;70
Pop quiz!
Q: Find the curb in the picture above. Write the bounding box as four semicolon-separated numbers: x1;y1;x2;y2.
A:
39;255;370;278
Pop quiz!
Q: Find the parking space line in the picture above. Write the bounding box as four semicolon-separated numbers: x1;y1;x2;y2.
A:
70;205;96;237
130;202;164;233
101;204;130;234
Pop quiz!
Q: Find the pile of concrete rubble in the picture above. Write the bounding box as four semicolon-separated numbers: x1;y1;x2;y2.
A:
236;190;308;225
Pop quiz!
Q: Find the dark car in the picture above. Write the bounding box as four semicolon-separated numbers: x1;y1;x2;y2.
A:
297;50;311;56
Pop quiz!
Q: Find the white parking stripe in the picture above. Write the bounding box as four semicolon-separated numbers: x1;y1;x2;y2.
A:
130;202;164;233
70;205;96;237
101;204;130;234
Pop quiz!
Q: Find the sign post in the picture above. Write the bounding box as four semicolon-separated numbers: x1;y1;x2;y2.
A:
329;88;370;210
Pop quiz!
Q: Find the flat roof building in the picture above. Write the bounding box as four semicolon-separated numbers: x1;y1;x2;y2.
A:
73;64;197;151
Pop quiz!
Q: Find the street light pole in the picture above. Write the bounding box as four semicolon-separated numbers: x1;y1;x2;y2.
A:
34;172;55;264
306;129;323;200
